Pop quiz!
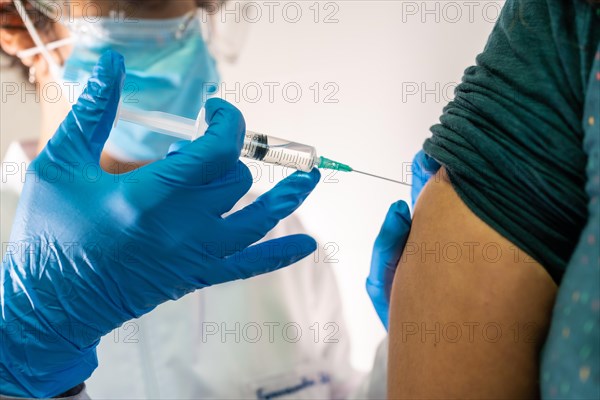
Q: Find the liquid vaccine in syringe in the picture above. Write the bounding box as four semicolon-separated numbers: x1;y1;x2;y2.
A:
114;106;407;184
243;133;327;172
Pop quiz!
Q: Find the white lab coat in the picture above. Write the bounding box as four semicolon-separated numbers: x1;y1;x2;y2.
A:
1;140;387;400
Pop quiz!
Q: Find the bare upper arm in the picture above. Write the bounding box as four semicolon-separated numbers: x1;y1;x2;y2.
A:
388;167;558;399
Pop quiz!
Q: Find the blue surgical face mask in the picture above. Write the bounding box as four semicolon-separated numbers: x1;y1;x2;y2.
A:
62;12;220;161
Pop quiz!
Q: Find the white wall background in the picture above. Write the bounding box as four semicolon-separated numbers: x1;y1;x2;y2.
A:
0;59;41;155
0;1;500;372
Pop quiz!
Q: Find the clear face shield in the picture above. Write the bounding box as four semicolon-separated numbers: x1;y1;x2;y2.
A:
1;0;255;164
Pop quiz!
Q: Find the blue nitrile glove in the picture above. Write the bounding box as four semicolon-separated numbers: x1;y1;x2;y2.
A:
366;150;440;329
366;200;412;329
0;51;320;398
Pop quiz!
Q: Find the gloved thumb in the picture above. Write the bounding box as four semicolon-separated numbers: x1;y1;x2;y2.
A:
369;200;412;286
45;51;125;165
367;200;412;328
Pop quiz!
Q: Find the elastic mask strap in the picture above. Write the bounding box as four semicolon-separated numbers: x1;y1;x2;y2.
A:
13;0;65;77
17;37;73;59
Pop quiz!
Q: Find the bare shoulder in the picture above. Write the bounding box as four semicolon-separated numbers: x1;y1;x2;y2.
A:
388;167;557;399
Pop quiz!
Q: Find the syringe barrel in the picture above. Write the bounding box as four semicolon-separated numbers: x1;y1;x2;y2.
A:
242;132;318;172
115;105;320;171
117;106;197;140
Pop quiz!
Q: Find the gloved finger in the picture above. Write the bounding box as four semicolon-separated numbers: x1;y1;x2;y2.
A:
220;169;320;255
211;235;318;285
411;150;440;208
417;150;441;174
367;200;412;298
45;51;125;165
150;98;246;187
202;161;253;216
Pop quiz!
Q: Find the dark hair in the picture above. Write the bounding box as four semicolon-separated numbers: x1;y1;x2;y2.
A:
0;0;225;80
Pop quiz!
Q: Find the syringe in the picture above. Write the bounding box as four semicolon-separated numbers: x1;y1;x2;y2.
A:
114;105;408;185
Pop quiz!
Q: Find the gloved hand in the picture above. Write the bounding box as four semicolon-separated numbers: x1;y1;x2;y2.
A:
366;150;440;329
0;51;320;398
